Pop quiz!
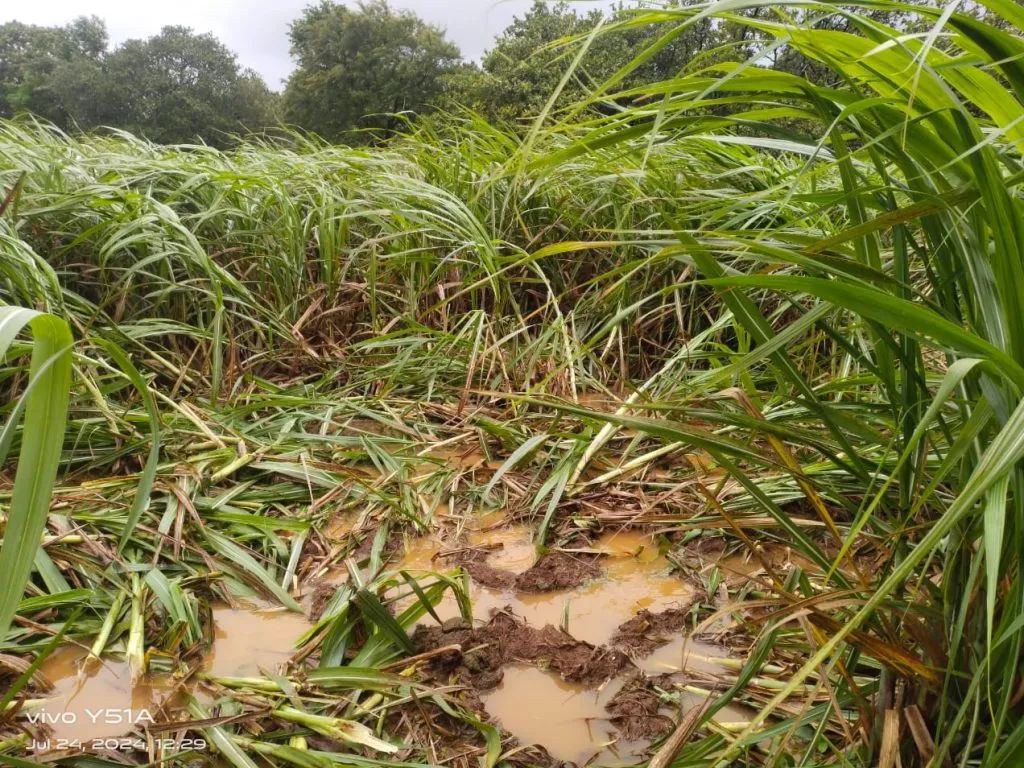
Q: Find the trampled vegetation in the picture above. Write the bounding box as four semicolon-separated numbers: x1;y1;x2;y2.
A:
1;1;1023;767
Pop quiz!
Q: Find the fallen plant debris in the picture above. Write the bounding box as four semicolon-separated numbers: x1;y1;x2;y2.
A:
1;2;1023;766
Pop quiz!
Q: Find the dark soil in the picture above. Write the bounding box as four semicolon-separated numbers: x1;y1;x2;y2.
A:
513;551;600;592
451;549;517;590
611;606;694;657
451;549;600;593
605;673;674;740
413;612;632;691
308;582;336;622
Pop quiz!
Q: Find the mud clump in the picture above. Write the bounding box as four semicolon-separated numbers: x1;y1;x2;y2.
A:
453;549;600;593
611;606;693;656
514;552;599;592
454;549;517;590
308;582;339;622
413;612;631;691
605;673;674;740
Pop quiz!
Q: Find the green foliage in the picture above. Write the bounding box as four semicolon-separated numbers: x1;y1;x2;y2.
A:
98;26;279;145
283;0;462;142
0;18;278;145
1;1;1024;765
0;308;72;639
445;1;732;124
541;0;1024;763
0;16;107;125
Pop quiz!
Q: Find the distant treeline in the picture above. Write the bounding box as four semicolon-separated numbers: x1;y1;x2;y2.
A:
1;0;949;146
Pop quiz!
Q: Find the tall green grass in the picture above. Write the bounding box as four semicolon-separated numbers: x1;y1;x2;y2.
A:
0;307;72;637
0;2;1022;765
531;1;1024;763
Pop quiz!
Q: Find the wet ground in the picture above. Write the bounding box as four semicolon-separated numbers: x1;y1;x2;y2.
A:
33;604;312;747
29;516;755;763
481;667;644;765
393;520;763;762
29;648;179;744
394;528;694;642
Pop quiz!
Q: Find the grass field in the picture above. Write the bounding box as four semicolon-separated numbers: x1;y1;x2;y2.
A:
1;2;1023;766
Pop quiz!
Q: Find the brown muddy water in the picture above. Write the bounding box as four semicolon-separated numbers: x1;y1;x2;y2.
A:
28;647;179;746
31;604;310;748
205;605;310;677
482;665;753;765
482;666;645;765
30;521;737;763
394;523;742;761
396;528;695;647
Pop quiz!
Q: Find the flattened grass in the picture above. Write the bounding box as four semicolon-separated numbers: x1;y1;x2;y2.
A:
1;2;1023;765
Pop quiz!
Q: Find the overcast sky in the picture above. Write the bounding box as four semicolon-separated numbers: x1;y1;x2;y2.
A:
3;1;608;90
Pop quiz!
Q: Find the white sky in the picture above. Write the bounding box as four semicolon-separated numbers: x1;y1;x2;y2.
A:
2;1;609;90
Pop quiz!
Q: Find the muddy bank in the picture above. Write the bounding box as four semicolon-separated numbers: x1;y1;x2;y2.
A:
605;673;675;740
515;551;601;592
454;548;600;593
611;606;693;657
413;612;632;691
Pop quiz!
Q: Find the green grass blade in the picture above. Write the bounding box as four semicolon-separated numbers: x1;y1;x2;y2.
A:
0;307;72;638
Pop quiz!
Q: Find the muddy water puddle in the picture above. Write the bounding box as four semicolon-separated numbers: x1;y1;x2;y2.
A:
397;533;448;571
710;543;848;586
30;605;310;748
396;528;693;646
325;510;358;539
482;666;644;765
205;605;310;677
27;521;730;762
483;665;752;765
466;521;537;573
30;648;182;746
398;525;745;761
397;513;537;573
568;531;693;646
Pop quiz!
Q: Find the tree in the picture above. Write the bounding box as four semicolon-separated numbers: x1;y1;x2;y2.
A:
283;0;463;143
451;1;590;122
0;16;107;126
0;20;277;145
445;1;728;125
99;26;278;145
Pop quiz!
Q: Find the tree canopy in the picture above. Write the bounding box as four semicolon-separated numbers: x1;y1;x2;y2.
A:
0;18;277;145
99;27;278;145
444;1;732;124
0;16;108;126
2;0;961;145
283;0;462;143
